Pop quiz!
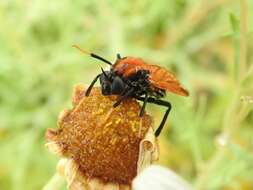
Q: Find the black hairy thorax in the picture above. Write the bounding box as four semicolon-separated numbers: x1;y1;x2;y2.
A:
117;69;166;99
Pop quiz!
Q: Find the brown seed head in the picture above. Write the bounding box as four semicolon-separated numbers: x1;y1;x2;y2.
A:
46;84;158;187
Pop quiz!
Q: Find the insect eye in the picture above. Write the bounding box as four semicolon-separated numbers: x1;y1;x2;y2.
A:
101;82;111;95
111;76;124;94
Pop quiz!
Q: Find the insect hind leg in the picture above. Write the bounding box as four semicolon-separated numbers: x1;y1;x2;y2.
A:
134;96;172;137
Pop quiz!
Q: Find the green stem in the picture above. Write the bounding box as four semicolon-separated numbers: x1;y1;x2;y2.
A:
239;0;248;80
42;173;64;190
194;1;248;189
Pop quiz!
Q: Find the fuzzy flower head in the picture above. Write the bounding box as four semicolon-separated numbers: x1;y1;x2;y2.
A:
46;84;158;190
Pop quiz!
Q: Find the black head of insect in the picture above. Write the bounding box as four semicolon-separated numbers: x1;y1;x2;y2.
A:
99;67;127;95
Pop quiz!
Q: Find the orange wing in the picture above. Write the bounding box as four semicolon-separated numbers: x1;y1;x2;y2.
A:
147;65;189;96
113;57;148;77
114;57;189;96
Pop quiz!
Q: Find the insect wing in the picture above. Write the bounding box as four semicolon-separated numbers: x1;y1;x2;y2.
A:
148;65;189;96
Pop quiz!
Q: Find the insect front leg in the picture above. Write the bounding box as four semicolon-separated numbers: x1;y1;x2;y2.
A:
85;74;101;96
134;96;172;137
113;88;134;107
139;92;148;117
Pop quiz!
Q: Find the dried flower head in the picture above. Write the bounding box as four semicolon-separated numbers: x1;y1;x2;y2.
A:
45;84;158;190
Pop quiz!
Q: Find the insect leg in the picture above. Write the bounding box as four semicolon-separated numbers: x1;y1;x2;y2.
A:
139;93;149;117
85;74;101;96
117;53;121;60
113;88;134;107
120;87;129;96
134;96;172;137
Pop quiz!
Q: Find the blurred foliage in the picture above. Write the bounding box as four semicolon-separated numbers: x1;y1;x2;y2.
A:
0;0;253;190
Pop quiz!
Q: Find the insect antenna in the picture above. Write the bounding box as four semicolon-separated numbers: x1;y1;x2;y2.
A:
72;45;112;66
101;67;110;79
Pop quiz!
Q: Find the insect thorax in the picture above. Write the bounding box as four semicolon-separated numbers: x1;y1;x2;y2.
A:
123;70;166;99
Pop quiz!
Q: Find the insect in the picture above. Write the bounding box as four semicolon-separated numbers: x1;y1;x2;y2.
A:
73;45;189;137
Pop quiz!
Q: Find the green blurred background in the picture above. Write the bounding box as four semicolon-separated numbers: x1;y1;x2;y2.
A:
0;0;253;189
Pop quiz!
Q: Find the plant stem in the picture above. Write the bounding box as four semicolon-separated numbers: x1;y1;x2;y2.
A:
42;173;64;190
239;0;248;80
195;1;248;189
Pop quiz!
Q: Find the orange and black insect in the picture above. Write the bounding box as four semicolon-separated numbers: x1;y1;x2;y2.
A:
73;45;189;137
